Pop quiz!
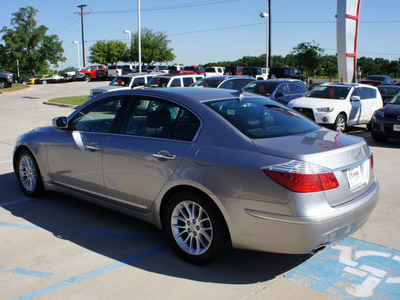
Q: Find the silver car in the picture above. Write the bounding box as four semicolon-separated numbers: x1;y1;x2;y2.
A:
14;88;379;264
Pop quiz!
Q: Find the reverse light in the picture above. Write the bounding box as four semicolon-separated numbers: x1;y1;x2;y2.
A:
316;107;334;112
262;160;339;193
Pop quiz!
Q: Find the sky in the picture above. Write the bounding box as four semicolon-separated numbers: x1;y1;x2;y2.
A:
1;0;399;70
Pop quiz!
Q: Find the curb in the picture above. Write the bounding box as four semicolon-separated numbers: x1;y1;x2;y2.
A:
0;86;32;94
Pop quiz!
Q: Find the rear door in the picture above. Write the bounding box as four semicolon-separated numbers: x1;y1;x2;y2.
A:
103;96;201;212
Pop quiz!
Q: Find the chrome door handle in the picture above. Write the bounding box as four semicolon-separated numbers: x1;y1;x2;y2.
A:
85;143;101;151
153;153;176;160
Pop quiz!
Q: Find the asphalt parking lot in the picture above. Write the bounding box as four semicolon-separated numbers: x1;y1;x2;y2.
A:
1;82;399;300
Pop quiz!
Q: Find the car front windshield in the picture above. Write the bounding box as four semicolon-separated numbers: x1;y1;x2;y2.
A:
243;82;279;97
389;93;400;105
307;86;351;100
204;97;320;139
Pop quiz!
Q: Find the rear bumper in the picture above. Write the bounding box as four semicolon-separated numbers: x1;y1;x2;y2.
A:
225;181;379;254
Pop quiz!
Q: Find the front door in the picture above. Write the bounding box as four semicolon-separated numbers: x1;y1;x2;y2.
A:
46;95;130;196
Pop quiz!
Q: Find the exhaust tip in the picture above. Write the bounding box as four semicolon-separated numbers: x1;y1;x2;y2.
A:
311;244;327;254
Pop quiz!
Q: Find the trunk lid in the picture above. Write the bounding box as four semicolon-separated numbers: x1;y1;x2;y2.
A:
253;129;375;207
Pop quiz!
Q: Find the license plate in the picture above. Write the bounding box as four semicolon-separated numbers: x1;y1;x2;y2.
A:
394;125;400;132
347;165;363;189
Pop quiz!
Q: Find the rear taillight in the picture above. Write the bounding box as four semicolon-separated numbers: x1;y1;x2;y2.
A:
370;153;374;170
262;160;339;193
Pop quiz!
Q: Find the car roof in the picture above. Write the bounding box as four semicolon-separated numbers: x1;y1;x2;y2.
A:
117;73;155;78
318;82;376;88
99;87;266;107
202;75;252;81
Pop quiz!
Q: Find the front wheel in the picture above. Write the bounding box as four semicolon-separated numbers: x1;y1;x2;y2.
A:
15;150;44;196
163;191;230;264
84;74;91;82
0;79;7;89
333;114;346;132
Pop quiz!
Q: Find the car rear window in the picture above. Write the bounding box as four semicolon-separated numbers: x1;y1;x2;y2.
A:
204;97;320;138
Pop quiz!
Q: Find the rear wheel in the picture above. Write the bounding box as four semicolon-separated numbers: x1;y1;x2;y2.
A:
15;150;44;196
334;114;346;132
163;191;230;264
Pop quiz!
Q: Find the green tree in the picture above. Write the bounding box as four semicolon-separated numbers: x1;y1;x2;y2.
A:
291;41;324;81
88;40;126;65
320;55;338;77
0;6;65;76
357;57;379;77
126;28;175;66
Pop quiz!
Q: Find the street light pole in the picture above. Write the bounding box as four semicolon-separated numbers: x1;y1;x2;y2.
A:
138;0;142;73
123;30;131;45
73;41;80;69
260;13;269;73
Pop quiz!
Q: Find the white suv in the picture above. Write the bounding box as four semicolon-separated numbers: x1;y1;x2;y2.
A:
89;73;156;100
145;73;204;88
288;83;383;132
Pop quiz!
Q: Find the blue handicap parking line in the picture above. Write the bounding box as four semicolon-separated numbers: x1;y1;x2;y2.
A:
0;198;37;207
286;237;400;299
0;222;161;242
0;266;54;279
13;246;167;300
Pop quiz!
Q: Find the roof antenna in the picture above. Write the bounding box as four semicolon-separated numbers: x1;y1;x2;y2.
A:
231;89;244;102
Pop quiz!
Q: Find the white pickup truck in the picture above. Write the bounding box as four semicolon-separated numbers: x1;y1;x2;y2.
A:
204;66;224;77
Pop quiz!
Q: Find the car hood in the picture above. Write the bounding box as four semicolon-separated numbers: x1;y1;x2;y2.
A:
252;129;369;169
288;96;345;108
383;104;400;118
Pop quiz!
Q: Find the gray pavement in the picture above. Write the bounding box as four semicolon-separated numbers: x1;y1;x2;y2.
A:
0;82;399;300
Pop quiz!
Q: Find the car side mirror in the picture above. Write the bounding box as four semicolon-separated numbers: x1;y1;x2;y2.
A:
275;92;284;98
351;95;361;101
52;116;68;129
131;82;138;88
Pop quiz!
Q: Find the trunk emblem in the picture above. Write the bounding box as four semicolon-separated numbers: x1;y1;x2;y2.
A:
354;152;362;160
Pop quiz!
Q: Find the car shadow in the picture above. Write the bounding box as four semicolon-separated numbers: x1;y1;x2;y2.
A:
346;126;400;149
1;172;310;284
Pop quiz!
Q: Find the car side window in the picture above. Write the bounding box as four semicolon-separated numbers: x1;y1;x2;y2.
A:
183;77;194;87
361;87;377;99
170;78;181;87
352;87;363;99
276;84;288;96
71;96;128;133
219;80;234;89
121;98;200;141
133;77;145;86
289;83;306;94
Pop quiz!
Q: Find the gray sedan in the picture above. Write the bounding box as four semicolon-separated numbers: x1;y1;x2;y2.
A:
13;88;379;264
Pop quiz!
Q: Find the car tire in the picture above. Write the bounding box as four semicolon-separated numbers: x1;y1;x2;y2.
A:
15;149;44;196
371;130;388;142
163;191;230;264
84;74;91;82
0;79;6;89
334;114;347;132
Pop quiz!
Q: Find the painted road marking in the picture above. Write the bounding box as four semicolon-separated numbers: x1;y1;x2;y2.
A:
0;222;162;242
0;266;53;279
286;237;400;299
13;246;167;300
0;198;36;207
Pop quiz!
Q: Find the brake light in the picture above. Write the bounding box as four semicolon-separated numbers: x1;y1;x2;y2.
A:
262;160;339;193
370;153;374;170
